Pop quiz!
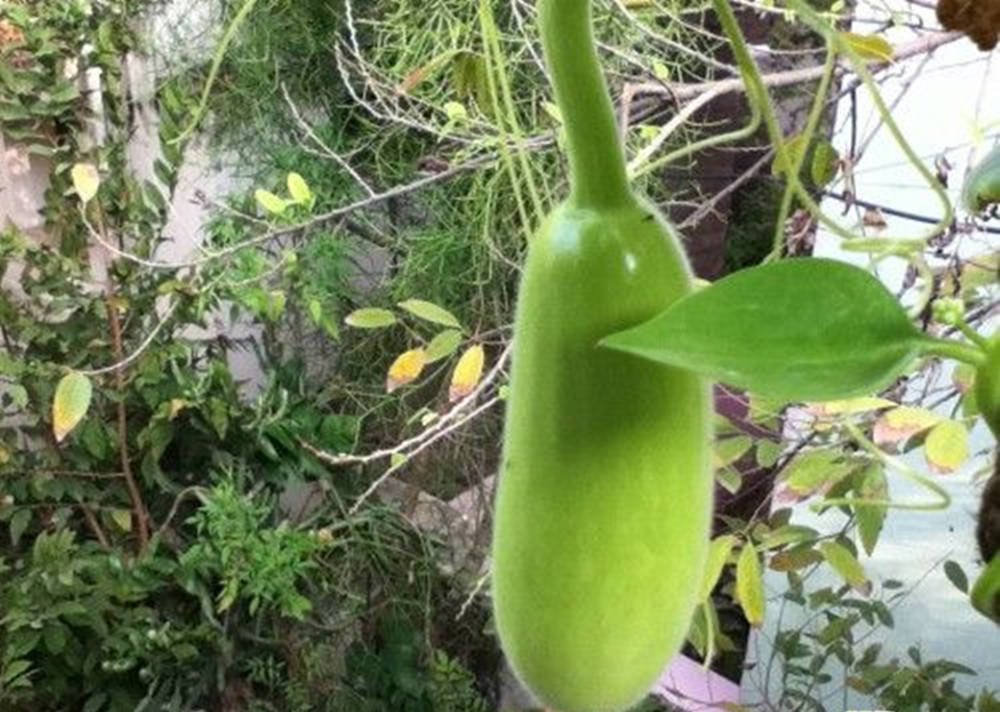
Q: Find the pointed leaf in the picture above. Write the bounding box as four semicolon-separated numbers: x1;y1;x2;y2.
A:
287;172;313;206
397;299;462;329
736;542;766;627
842;32;894;62
699;535;736;600
944;559;968;594
387;349;427;393
52;372;92;442
255;189;289;215
449;345;485;401
425;329;463;362
9;508;30;547
71;163;100;204
110;508;132;533
344;308;397;329
854;464;888;556
601;259;924;401
820;541;870;594
924;420;968;474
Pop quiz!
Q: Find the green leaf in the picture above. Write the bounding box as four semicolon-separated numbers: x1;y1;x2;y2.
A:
425;329;463;362
699;535;736;600
777;449;854;502
944;559;968;594
9;508;30;547
601;258;925;401
962;145;1000;213
287;172;313;206
810;139;840;187
52;371;92;442
255;189;289;215
736;542;766;627
110;509;132;533
397;299;462;329
344;308;397;329
820;541;870;593
842;32;894;62
854;464;888;556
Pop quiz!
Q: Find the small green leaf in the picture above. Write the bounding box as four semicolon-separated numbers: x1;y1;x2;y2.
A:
9;508;30;547
736;542;766;627
820;541;869;593
110;508;132;533
344;308;397;329
699;535;736;600
924;420;969;474
944;559;968;594
425;329;463;362
397;299;462;329
255;189;289;215
52;371;92;442
854;464;888;556
287;172;313;206
601;259;925;401
810;139;840;187
962;145;1000;213
842;32;894;62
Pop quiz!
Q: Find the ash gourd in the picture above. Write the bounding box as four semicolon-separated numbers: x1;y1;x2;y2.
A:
490;0;712;710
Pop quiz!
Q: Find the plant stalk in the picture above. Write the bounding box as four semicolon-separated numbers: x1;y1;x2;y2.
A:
539;0;631;209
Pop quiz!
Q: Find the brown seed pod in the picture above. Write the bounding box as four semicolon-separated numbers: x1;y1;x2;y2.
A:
937;0;1000;51
977;455;1000;564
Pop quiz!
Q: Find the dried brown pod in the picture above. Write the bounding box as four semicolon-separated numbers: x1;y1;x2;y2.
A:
937;0;1000;51
977;456;1000;563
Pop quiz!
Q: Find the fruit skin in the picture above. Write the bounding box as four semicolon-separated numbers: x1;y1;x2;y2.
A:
491;199;712;712
976;335;1000;439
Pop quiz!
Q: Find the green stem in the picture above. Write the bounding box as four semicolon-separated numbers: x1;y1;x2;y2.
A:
539;0;631;209
919;336;987;367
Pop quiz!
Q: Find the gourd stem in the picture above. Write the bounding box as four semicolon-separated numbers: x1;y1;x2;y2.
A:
539;0;631;209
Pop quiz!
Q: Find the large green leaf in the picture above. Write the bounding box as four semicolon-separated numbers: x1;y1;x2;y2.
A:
601;258;925;401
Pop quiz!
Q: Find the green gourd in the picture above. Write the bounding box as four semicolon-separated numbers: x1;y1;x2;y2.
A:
490;1;712;710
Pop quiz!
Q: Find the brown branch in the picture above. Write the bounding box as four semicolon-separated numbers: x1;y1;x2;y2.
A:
105;291;151;551
78;502;110;550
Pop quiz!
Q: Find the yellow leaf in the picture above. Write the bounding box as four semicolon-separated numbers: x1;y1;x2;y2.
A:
925;420;969;474
808;397;895;416
71;163;100;203
842;32;894;63
449;344;484;402
873;406;941;446
52;372;93;442
110;508;132;533
168;399;189;420
736;542;765;627
699;535;736;601
386;349;427;393
286;172;312;206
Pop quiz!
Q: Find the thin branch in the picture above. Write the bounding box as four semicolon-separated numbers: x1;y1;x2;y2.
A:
281;82;376;196
347;396;502;517
302;344;512;468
